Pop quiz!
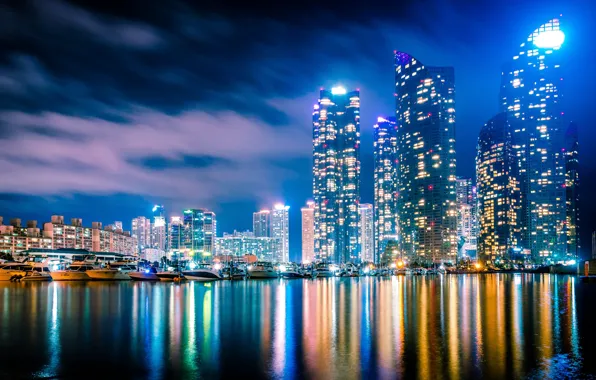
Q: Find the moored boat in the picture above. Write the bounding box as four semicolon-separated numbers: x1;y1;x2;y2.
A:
280;263;304;279
183;263;223;281
86;261;137;281
51;264;97;281
129;267;160;281
314;263;336;278
0;263;30;281
248;262;278;279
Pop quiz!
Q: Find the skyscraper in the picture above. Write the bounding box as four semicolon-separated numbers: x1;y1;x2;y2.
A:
253;210;270;237
301;201;315;263
564;122;580;258
500;18;567;262
168;216;183;252
271;204;289;262
373;116;399;264
131;216;151;253
476;113;522;262
394;52;457;263
456;177;478;257
151;205;167;252
313;86;361;263
182;209;216;260
359;204;374;263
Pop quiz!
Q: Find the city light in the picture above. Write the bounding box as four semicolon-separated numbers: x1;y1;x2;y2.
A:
279;265;287;272
533;30;565;49
213;263;222;270
331;86;346;95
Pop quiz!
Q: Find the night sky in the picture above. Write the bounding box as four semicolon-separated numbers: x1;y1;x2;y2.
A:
0;0;595;261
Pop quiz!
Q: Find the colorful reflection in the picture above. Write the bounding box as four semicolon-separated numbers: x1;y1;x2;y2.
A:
0;275;592;379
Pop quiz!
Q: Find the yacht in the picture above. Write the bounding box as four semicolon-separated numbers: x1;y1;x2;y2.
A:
248;262;278;279
183;263;223;281
86;262;137;281
0;263;30;281
280;263;304;279
156;271;185;282
51;263;97;281
22;263;52;282
341;264;359;277
314;263;335;278
129;267;160;281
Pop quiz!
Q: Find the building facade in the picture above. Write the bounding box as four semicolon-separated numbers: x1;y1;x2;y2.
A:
358;204;374;263
215;231;280;262
151;205;167;252
312;87;361;263
132;216;151;254
301;201;315;263
182;209;216;259
476;113;522;262
564;122;580;258
394;52;457;263
168;216;183;252
253;210;271;237
500;18;568;262
271;204;289;262
456;177;478;257
0;215;136;256
373;116;399;263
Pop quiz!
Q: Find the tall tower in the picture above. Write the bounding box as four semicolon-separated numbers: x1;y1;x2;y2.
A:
313;86;361;263
373;116;399;264
500;18;567;262
476;113;522;262
182;209;215;260
131;216;151;254
253;210;271;237
359;204;374;263
394;52;457;263
456;177;478;257
151;205;167;252
564;122;580;258
301;201;315;263
271;204;290;262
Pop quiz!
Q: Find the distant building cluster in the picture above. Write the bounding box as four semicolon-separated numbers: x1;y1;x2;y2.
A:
0;215;136;256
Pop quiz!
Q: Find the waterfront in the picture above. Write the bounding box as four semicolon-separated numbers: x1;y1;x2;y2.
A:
0;275;595;379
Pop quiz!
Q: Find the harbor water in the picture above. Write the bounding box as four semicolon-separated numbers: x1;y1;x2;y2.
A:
0;274;595;379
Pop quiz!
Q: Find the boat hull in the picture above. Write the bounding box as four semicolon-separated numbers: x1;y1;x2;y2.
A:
22;274;52;282
86;270;131;281
249;271;278;279
0;271;27;281
129;272;159;281
315;271;335;278
157;272;185;282
50;271;91;281
182;270;222;281
281;271;304;279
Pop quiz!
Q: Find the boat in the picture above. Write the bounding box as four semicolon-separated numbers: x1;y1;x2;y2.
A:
183;263;223;281
22;263;52;282
86;261;137;281
314;263;336;278
156;271;185;282
0;262;30;281
51;263;97;281
129;267;160;281
280;263;304;279
248;262;278;279
340;264;360;277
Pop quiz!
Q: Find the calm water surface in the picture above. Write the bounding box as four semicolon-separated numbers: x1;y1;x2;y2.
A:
0;274;595;379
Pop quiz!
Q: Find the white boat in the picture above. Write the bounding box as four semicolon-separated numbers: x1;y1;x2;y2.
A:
314;263;336;278
51;264;97;281
129;270;160;281
183;263;222;281
22;262;52;282
86;262;137;281
0;263;30;281
280;263;304;279
248;262;278;279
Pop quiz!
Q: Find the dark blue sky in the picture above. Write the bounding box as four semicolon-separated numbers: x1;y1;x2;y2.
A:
0;0;595;261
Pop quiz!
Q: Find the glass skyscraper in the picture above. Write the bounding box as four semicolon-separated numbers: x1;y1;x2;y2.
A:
456;177;478;257
500;18;568;262
476;113;522;262
182;209;216;260
312;87;361;263
252;210;270;237
394;52;457;263
358;203;374;263
271;204;290;262
564;122;580;257
373;116;398;263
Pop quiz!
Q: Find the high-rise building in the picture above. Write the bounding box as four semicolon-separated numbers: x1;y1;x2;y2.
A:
476;113;522;262
564;122;580;258
215;231;280;262
312;86;361;263
394;52;457;263
168;216;183;252
253;210;271;237
456;177;478;257
114;221;123;231
151;205;167;252
500;18;567;262
203;211;216;257
131;216;151;253
301;201;315;263
182;209;216;260
373;116;399;263
271;204;289;262
359;204;374;263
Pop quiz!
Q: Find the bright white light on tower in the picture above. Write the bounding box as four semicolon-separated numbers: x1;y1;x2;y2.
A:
331;86;347;95
377;116;388;123
274;203;289;211
533;30;565;49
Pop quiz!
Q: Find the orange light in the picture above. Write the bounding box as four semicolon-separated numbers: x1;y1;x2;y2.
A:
474;263;481;270
397;261;404;268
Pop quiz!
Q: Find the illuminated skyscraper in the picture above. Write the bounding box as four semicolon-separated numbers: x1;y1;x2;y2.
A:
182;209;216;260
500;18;567;262
151;205;166;252
131;216;151;253
253;210;270;237
168;216;183;252
359;204;374;263
564;122;580;257
456;177;478;257
373;116;399;263
271;204;289;262
313;86;361;263
394;52;457;263
301;201;315;263
476;113;522;262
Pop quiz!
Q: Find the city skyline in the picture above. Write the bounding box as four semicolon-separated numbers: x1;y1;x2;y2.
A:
0;2;595;262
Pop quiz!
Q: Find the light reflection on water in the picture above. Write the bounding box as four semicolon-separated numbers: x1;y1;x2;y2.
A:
0;274;594;379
